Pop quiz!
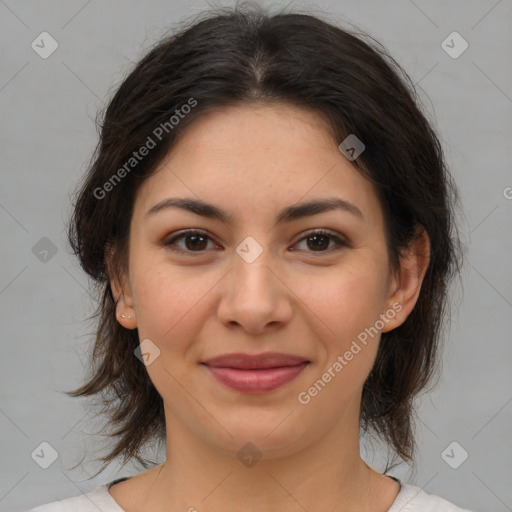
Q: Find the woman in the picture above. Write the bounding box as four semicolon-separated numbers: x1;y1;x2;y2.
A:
28;3;473;511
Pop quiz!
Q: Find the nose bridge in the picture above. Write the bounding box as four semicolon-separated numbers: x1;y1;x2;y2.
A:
216;235;292;332
231;234;280;299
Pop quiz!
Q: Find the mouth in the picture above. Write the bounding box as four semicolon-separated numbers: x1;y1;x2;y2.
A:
202;352;310;369
201;352;311;393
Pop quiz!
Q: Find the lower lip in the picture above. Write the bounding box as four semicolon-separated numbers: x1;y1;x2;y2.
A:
203;362;309;393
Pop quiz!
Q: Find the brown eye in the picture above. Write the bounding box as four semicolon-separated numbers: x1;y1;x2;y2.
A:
163;228;348;256
293;230;347;253
163;230;217;254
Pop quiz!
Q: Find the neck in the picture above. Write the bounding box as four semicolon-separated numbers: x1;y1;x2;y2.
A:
139;401;379;512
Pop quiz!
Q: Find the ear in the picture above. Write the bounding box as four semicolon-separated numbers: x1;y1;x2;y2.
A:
381;225;431;333
105;244;137;330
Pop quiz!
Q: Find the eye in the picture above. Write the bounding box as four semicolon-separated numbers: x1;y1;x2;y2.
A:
162;229;348;255
163;229;218;254
292;229;348;254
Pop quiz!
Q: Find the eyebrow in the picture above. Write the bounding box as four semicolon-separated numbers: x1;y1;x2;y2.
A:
145;196;364;223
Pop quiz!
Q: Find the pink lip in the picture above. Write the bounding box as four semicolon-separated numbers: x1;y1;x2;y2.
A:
203;363;309;393
201;352;310;393
203;352;309;369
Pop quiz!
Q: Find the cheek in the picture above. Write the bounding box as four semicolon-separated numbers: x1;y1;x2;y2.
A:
131;260;214;348
306;261;389;338
296;269;386;408
298;259;389;395
131;265;217;402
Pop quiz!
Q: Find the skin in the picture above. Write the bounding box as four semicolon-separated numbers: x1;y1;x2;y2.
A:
107;103;430;512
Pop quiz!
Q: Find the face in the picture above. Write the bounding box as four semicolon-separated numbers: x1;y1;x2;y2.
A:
110;103;427;460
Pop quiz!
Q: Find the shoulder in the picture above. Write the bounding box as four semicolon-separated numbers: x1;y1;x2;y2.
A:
389;481;475;512
25;481;125;512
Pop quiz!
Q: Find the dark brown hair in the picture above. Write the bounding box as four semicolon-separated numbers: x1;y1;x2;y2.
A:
66;2;463;477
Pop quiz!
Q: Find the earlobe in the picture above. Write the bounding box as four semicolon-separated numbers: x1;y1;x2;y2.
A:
114;292;138;330
105;244;138;330
381;226;430;333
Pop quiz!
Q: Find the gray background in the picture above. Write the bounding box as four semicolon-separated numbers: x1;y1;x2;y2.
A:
1;0;511;511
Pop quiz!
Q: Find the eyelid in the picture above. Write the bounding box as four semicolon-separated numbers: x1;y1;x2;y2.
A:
162;228;349;255
163;229;220;255
291;229;349;253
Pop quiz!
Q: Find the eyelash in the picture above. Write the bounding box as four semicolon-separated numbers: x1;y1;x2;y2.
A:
162;229;348;256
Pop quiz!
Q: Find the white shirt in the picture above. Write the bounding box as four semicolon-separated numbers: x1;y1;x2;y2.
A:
27;476;475;511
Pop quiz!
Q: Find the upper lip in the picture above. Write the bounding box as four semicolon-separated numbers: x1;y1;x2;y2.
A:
202;352;310;369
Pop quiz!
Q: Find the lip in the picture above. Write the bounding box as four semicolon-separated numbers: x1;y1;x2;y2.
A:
204;364;309;393
202;352;310;369
201;352;310;393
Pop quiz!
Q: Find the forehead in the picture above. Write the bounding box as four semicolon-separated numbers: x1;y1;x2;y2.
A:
133;103;383;229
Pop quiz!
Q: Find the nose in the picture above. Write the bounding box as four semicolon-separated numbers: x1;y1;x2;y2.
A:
216;247;293;335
